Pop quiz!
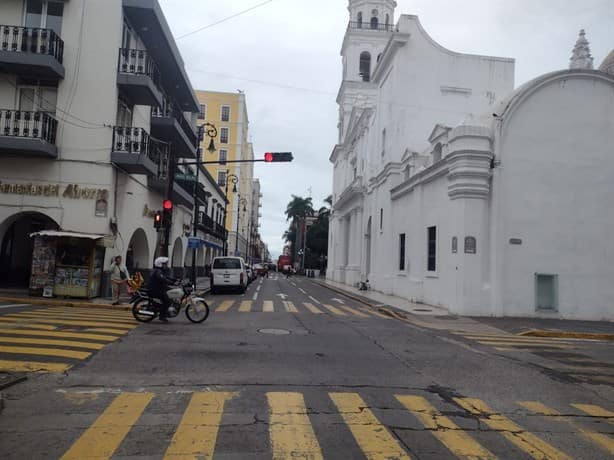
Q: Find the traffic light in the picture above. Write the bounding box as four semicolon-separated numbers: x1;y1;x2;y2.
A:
264;152;293;162
154;211;162;230
162;199;173;228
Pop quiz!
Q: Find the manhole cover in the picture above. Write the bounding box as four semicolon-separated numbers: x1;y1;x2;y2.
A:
413;308;433;312
258;328;291;335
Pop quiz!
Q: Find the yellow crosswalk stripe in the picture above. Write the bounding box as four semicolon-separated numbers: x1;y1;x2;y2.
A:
330;392;411;459
215;301;234;312
283;301;298;313
571;404;614;420
303;303;323;314
454;397;571;460
84;328;128;335
323;304;347;316
0;329;118;342
263;301;274;312
0;336;105;350
340;306;370;318
164;392;235;459
396;395;495;459
268;392;323;459
0;359;72;373
519;401;614;455
42;308;133;318
239;301;252;312
14;311;136;325
359;307;390;319
476;341;575;349
61;392;153;460
0;322;57;331
0;345;91;360
0;315;135;330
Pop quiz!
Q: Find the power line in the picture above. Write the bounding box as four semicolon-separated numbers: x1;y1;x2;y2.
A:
175;0;276;40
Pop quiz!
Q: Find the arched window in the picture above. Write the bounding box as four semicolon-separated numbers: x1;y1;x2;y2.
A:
359;51;371;82
370;17;379;29
433;143;442;163
357;12;362;28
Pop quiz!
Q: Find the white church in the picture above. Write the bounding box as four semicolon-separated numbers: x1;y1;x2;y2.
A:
328;0;614;320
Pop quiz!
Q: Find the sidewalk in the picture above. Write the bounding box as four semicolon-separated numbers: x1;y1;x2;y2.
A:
0;277;211;311
314;278;614;339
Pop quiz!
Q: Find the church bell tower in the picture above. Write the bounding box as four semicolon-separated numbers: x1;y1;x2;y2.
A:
338;0;396;141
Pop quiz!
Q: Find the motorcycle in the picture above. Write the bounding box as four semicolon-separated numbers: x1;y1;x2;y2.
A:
130;280;210;323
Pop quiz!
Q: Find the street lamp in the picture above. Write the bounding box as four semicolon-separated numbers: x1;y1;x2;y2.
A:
223;173;239;256
235;197;248;257
191;122;217;286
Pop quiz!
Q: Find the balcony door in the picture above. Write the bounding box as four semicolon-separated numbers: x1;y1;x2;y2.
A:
25;0;64;36
18;84;57;113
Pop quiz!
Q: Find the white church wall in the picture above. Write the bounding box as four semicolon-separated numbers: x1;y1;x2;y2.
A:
494;71;614;320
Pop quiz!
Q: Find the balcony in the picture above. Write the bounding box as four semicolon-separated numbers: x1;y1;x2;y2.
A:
122;0;200;113
151;100;197;158
111;127;168;176
117;48;164;107
147;175;194;210
347;21;394;32
0;109;58;158
197;212;215;232
0;25;65;79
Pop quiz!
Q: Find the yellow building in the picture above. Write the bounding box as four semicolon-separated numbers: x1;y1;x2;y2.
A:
195;90;254;257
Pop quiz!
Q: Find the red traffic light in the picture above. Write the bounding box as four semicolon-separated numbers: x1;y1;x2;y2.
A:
163;199;173;210
264;152;293;163
264;152;273;162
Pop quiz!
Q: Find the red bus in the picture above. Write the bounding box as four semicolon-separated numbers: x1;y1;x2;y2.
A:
277;255;292;272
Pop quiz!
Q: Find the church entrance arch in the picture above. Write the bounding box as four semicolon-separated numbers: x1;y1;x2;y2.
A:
0;212;59;287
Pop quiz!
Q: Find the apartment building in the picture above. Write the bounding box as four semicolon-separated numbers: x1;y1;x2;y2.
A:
195;90;254;258
0;0;225;296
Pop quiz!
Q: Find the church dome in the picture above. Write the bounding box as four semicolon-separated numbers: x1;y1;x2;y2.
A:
599;49;614;75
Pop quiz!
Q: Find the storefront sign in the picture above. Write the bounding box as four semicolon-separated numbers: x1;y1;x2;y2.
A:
0;181;108;200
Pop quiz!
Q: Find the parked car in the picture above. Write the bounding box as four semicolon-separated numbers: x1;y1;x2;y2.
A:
210;257;247;294
245;266;255;284
254;263;266;276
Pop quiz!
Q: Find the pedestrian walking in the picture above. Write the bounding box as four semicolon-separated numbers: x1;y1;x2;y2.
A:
110;255;129;305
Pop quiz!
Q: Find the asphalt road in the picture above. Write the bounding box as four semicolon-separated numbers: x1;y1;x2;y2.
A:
0;274;612;459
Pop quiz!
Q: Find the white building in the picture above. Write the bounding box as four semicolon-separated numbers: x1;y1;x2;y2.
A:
328;1;614;320
0;0;226;297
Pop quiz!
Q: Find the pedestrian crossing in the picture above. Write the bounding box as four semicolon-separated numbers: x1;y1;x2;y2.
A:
453;331;614;385
211;299;389;319
52;390;614;459
0;306;137;373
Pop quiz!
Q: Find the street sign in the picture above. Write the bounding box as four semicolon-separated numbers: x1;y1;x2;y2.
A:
188;237;202;249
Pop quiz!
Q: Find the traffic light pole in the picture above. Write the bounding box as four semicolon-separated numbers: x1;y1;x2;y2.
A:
191;164;200;287
163;143;175;259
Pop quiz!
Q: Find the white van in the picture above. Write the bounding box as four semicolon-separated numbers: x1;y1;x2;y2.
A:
210;257;247;294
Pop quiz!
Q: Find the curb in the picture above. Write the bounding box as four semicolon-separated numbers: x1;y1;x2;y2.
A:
519;329;614;341
311;280;378;308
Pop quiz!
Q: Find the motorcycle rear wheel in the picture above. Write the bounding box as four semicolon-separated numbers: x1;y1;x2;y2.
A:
185;300;210;323
132;298;157;322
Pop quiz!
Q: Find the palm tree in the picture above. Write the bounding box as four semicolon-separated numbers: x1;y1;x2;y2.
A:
285;195;314;222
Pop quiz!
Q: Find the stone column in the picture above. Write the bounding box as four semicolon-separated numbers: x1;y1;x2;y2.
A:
447;124;493;315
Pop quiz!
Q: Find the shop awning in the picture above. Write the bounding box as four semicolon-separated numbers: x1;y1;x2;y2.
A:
202;240;223;251
30;230;109;240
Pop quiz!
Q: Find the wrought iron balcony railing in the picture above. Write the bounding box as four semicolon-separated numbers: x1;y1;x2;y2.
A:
117;48;161;86
347;21;394;32
0;109;58;144
0;25;64;63
112;126;169;178
151;97;197;141
198;212;215;230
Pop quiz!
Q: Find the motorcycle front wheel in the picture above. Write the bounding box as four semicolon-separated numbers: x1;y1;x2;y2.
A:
185;300;210;323
132;298;157;322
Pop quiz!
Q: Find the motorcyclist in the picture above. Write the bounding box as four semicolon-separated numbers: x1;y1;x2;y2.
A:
147;257;177;322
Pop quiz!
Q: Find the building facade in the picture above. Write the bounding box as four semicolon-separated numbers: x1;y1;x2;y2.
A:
194;90;254;259
0;0;224;296
328;1;614;320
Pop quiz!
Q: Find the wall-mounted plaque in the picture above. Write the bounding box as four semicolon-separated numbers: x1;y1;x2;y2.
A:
464;236;476;254
509;238;523;245
452;236;458;253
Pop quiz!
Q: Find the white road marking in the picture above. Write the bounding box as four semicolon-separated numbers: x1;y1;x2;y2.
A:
299;288;307;294
0;304;32;309
331;298;345;304
252;291;259;301
308;296;321;305
276;293;288;300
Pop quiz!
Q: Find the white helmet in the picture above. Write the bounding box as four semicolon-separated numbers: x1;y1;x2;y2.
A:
154;256;169;268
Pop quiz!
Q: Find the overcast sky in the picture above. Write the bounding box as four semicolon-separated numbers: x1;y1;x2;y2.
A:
159;0;613;258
